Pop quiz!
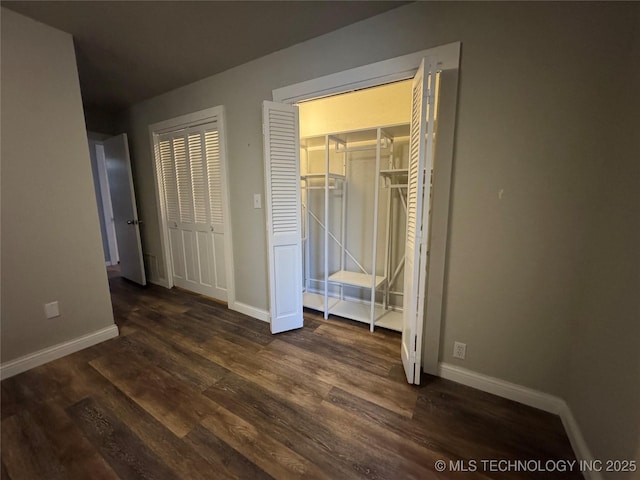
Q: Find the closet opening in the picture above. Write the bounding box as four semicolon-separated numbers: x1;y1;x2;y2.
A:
263;44;460;383
297;79;421;333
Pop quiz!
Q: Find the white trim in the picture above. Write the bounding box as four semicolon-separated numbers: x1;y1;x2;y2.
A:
439;363;564;413
0;325;119;380
229;301;269;323
272;43;461;374
148;105;236;304
439;363;601;480
273;42;460;104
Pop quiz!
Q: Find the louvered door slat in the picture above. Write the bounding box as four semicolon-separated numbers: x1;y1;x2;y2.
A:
205;129;224;226
172;136;194;224
188;132;208;224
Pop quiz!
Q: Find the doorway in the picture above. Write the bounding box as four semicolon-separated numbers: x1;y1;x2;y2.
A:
88;132;146;286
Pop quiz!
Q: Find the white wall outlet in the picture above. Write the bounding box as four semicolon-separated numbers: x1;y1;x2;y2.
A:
253;193;262;209
44;301;60;319
453;341;466;360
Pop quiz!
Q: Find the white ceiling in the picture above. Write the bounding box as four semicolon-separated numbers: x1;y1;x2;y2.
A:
3;1;408;113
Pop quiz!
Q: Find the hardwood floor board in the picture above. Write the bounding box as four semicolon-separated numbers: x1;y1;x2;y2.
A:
204;371;377;480
126;312;212;351
107;330;228;391
91;380;238;480
1;274;582;480
197;335;332;412
414;381;581;471
259;339;417;417
89;349;216;437
277;327;394;377
1;378;21;420
185;424;274;480
0;353;111;413
27;402;120;480
1;410;68;480
326;386;505;467
67;397;180;480
185;307;274;347
419;377;574;454
128;308;212;344
189;301;272;337
1;461;11;480
199;403;330;480
313;323;401;362
304;310;399;341
318;398;471;480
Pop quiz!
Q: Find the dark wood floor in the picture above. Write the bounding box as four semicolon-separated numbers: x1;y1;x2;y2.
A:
1;272;581;479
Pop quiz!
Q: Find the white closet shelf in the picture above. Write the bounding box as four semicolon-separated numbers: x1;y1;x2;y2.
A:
329;300;387;325
303;292;339;311
375;310;402;332
328;270;386;289
301;173;345;180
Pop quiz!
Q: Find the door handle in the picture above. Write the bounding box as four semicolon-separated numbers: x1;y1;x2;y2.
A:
127;219;142;225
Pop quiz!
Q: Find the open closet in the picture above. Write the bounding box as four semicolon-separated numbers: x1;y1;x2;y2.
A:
263;55;445;384
299;110;411;332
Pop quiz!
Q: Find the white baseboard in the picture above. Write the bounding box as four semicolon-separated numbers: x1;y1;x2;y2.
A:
229;301;269;323
438;363;564;413
0;325;119;380
438;363;600;480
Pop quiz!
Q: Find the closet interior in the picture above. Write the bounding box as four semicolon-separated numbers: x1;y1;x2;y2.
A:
298;81;412;332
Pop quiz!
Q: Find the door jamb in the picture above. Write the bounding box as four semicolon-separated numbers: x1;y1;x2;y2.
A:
272;42;460;376
148;106;236;306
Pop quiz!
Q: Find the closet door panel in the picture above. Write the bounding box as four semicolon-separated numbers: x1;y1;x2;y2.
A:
402;58;436;385
263;100;303;334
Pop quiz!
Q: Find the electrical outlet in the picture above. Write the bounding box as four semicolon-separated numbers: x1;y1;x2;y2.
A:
453;341;466;360
44;301;60;319
253;193;262;209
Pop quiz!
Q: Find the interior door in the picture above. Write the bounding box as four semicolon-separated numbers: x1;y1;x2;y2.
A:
104;133;147;285
158;123;227;301
263;100;304;334
401;58;436;384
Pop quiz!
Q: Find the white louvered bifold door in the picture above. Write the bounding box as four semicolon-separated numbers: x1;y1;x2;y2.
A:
401;58;436;385
158;121;227;301
263;101;303;333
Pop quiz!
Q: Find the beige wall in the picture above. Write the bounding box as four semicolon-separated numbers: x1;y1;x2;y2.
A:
1;9;116;362
565;6;640;471
120;2;638;467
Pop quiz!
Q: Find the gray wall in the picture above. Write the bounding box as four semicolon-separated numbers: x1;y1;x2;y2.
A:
565;5;640;471
119;2;639;468
1;9;116;362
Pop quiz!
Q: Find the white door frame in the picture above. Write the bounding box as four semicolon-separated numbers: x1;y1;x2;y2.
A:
148;106;236;305
272;42;460;375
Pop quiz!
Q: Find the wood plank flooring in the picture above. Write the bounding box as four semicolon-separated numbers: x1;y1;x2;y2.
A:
1;272;582;479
